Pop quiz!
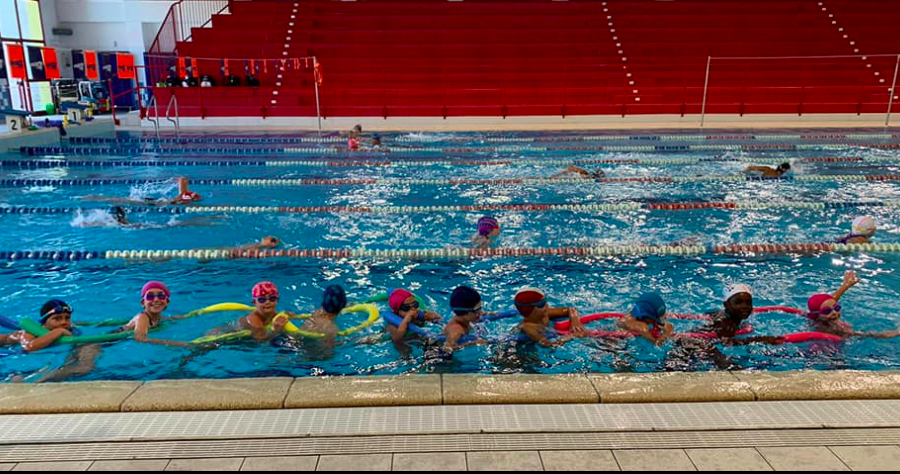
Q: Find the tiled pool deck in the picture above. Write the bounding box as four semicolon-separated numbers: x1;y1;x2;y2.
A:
1;371;900;470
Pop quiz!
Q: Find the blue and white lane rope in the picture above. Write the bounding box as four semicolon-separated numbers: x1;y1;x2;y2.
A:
19;143;900;156
2;201;898;216
1;242;899;262
68;132;900;144
1;175;899;188
3;156;897;169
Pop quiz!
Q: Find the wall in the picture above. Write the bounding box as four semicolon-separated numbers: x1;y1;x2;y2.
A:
41;0;177;72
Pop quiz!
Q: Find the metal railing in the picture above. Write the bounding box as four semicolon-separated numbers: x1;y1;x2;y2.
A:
148;0;231;85
146;96;161;141
165;94;181;139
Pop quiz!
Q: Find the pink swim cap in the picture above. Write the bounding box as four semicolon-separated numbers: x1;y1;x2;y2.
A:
807;294;834;319
141;281;170;299
252;281;279;299
388;289;414;314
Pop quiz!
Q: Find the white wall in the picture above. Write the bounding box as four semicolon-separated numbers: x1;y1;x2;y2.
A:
41;0;178;73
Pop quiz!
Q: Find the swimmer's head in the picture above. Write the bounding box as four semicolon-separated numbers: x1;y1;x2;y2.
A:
251;282;280;315
388;289;416;316
808;294;841;321
477;217;500;237
141;281;170;314
353;124;363;133
777;162;791;174
111;206;127;224
632;292;667;325
723;284;754;321
515;287;547;317
40;299;73;330
851;216;877;238
450;286;483;318
322;285;348;315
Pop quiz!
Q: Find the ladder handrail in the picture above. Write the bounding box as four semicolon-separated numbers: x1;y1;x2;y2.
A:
146;96;161;142
165;94;181;139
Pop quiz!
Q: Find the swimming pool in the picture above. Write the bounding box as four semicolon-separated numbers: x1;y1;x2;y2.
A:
1;130;899;382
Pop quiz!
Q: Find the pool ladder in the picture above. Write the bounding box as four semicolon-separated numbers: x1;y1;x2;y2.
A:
164;95;181;140
146;94;181;142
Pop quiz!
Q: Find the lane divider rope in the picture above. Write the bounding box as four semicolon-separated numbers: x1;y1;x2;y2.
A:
4;156;895;169
67;132;900;144
20;143;900;156
3;175;900;187
1;243;898;262
3;200;898;216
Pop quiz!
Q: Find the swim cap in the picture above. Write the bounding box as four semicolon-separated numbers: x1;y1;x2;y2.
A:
322;285;348;314
477;217;500;236
389;289;414;314
112;206;127;221
180;191;201;202
852;216;877;236
515;287;547;316
450;286;482;313
724;284;753;303
141;281;171;300
252;281;279;299
40;299;72;325
632;293;667;323
807;294;834;319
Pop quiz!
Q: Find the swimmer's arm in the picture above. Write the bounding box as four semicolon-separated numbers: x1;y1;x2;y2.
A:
0;333;13;346
253;315;288;342
744;166;769;173
661;322;675;344
443;321;467;350
850;330;900;339
390;314;415;343
424;311;443;323
133;314;151;342
20;329;70;353
550;308;588;337
239;315;277;342
162;314;192;321
521;324;554;347
832;271;861;302
567;166;590;176
727;336;784;346
617;318;657;344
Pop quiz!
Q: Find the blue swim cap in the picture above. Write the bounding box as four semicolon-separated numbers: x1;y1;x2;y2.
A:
322;285;348;315
631;293;666;323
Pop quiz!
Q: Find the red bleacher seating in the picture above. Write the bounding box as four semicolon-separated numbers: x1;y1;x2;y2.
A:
147;0;900;118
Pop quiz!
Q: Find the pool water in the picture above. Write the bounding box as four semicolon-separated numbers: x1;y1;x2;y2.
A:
1;130;899;381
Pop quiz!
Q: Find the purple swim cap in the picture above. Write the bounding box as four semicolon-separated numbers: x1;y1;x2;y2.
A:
477;217;499;236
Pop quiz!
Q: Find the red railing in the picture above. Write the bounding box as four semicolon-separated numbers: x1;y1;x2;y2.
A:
148;0;231;85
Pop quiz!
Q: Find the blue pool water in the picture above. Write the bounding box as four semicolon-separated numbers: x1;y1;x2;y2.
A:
1;130;899;381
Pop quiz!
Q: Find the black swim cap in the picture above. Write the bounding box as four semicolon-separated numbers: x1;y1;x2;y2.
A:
450;286;482;315
322;285;348;314
40;299;72;324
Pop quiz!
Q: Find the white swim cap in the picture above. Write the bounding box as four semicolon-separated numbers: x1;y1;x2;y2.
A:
724;283;753;303
852;216;877;236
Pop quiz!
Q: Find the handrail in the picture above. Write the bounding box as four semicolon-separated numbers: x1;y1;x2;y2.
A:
148;0;231;86
165;95;180;139
146;96;161;142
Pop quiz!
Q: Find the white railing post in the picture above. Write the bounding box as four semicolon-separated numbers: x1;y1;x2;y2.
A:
886;54;900;128
700;56;712;128
314;57;323;139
